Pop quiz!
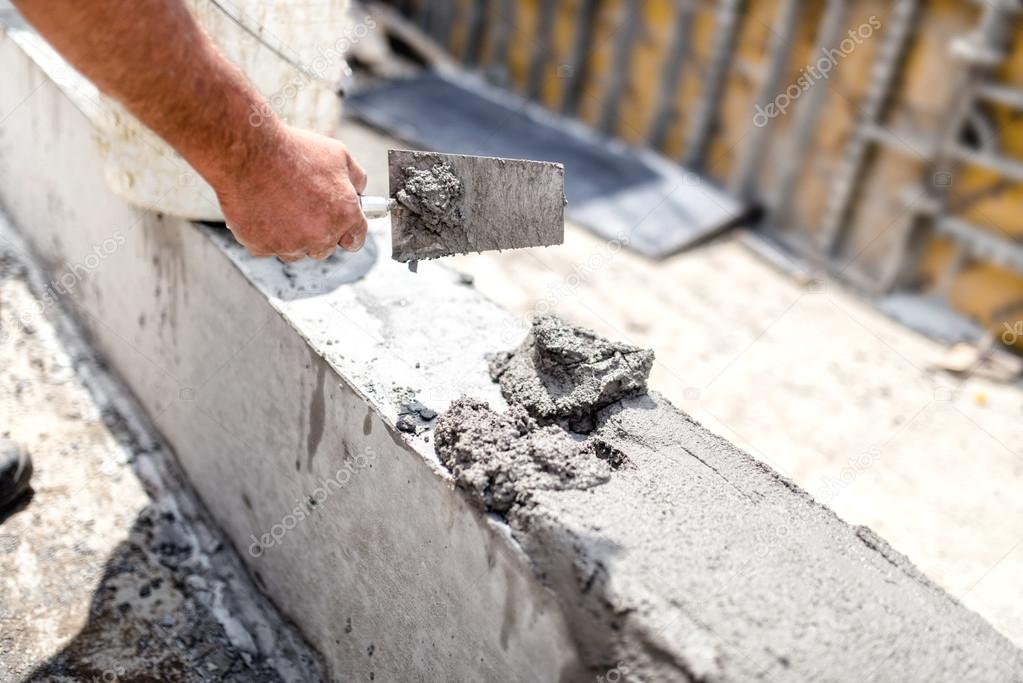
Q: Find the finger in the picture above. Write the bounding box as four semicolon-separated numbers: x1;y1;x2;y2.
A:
347;157;369;195
338;213;368;252
309;245;336;260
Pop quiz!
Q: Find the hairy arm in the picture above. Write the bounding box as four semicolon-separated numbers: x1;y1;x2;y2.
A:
11;0;367;260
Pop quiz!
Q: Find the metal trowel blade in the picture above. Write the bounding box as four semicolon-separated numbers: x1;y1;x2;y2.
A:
388;149;565;264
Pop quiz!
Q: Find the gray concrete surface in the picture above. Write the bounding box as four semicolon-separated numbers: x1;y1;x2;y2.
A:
0;20;581;681
0;235;327;682
346;112;1023;648
3;7;1023;682
436;317;1023;680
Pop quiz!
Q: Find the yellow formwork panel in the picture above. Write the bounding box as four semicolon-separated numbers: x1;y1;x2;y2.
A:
446;0;471;59
782;0;891;248
658;1;718;159
704;0;780;182
613;0;670;143
539;0;579;109
912;6;1023;344
753;1;826;200
576;1;620;127
507;2;538;93
427;0;1023;346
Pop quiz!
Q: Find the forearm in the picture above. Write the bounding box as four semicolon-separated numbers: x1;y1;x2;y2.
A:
11;0;278;188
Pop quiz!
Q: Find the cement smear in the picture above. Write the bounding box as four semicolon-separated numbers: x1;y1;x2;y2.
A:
489;315;655;433
434;398;611;516
435;315;639;516
394;162;465;236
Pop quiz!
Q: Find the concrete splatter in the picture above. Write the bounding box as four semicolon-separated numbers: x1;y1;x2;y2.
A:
489;314;654;433
434;398;611;516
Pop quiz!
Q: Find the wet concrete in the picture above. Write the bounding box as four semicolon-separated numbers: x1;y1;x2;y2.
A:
394;160;465;236
490;314;654;432
437;315;1023;681
434;398;611;516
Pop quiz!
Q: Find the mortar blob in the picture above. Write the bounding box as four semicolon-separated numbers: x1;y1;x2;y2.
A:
490;314;655;432
395;162;465;235
434;398;612;516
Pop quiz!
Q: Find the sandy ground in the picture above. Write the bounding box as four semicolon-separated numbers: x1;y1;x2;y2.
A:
342;116;1023;647
0;236;325;682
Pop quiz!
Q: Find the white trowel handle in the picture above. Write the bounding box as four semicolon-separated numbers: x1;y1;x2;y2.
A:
360;195;396;219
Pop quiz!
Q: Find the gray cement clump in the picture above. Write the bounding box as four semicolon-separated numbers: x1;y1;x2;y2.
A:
434;398;611;516
394;161;465;236
490;314;655;432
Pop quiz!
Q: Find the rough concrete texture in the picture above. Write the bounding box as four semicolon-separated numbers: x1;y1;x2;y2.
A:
434;398;611;515
392;385;439;435
442;316;1023;681
389;149;565;263
0;28;582;681
0;250;325;682
394;160;465;235
5;16;1023;682
490;314;654;432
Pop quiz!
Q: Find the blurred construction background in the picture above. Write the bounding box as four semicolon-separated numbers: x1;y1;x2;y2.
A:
359;0;1023;348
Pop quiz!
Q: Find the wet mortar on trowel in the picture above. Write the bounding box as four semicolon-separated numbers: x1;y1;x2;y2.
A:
394;161;466;274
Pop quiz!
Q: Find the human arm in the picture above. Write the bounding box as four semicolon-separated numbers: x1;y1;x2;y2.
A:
11;0;367;260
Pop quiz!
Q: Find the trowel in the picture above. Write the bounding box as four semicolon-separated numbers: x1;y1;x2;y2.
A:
360;149;565;269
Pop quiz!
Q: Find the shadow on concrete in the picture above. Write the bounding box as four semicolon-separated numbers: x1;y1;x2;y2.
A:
202;222;381;302
24;506;286;683
0;488;34;526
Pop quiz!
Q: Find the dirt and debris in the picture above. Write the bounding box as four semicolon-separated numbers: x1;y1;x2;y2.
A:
489;314;654;433
0;243;326;682
434;398;611;516
435;316;638;516
392;386;437;435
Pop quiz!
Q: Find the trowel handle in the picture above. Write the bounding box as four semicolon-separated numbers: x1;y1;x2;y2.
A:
360;195;396;219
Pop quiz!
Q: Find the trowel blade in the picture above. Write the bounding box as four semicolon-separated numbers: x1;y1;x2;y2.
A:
388;149;565;264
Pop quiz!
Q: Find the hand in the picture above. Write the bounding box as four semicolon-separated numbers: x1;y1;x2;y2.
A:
213;125;369;261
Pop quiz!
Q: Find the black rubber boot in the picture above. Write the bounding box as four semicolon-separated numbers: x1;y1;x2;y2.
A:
0;440;32;511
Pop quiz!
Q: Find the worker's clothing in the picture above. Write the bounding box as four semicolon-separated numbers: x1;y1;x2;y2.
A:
95;0;351;220
0;440;32;512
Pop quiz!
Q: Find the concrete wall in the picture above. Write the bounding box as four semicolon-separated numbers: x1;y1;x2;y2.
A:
0;15;581;682
3;10;1022;682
